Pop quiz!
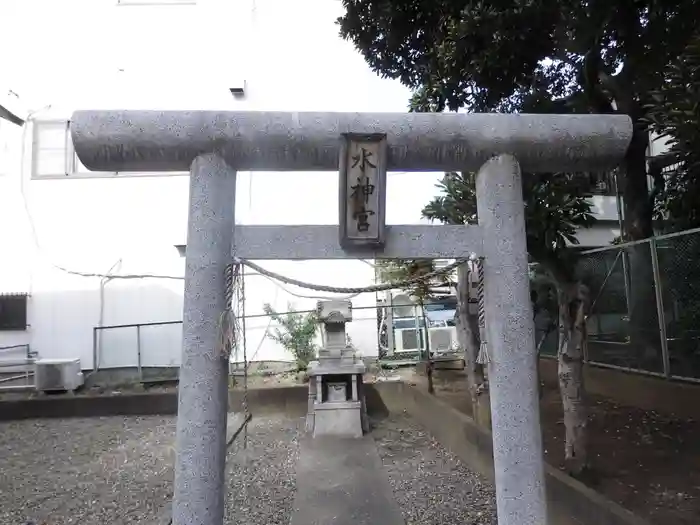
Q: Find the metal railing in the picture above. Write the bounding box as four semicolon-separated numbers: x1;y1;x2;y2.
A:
540;226;700;383
0;344;37;391
93;320;183;381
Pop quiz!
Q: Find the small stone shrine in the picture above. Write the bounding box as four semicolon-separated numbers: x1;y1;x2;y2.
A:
306;299;368;438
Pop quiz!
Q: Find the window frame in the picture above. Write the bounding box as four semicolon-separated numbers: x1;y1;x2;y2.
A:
31;119;73;179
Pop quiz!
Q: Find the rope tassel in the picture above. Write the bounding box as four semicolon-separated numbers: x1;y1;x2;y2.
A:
477;340;490;365
475;256;491;365
221;262;251;448
217;263;237;361
224;263;234;310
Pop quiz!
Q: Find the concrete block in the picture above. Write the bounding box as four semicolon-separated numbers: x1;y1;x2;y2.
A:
313;403;364;438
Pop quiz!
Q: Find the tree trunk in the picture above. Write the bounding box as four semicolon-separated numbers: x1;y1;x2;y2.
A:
627;243;663;368
621;126;653;241
620;126;663;370
426;363;435;394
456;265;491;429
557;281;590;477
419;300;435;395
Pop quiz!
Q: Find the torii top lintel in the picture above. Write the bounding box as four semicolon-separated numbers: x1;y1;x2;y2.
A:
70;110;633;174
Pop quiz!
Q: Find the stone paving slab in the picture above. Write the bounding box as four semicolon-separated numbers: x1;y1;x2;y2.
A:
290;435;405;525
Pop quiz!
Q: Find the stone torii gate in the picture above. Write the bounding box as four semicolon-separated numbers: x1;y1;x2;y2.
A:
70;110;632;525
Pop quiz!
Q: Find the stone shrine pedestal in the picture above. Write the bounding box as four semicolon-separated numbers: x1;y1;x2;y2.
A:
305;300;368;438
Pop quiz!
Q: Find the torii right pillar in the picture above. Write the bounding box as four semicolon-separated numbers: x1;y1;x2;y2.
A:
476;154;546;525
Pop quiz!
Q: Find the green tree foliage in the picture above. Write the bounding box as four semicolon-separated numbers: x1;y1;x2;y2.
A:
263;303;318;371
646;31;700;233
375;259;452;302
338;0;699;240
423;172;595;280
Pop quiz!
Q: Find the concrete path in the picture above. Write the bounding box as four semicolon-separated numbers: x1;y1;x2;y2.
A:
289;435;406;525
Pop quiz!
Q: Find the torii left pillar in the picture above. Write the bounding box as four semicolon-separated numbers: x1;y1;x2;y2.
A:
171;154;236;525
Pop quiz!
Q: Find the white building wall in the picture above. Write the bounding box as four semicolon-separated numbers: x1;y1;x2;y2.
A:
0;0;640;369
0;117;33;367
0;0;420;369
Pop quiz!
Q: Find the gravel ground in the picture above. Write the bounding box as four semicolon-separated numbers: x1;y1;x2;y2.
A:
224;416;303;525
0;416;176;525
1;413;494;525
0;415;302;525
372;414;498;525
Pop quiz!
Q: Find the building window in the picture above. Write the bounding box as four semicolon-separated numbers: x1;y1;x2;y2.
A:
32;120;71;178
32;119;82;178
31;119;188;179
0;294;28;331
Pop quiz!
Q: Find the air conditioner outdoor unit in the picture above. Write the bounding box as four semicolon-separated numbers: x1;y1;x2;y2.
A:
429;327;457;354
395;328;425;353
34;358;84;393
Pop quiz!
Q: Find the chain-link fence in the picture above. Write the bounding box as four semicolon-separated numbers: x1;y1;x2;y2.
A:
573;227;700;381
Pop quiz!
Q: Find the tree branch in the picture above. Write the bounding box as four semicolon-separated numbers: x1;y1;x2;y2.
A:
580;42;615;113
